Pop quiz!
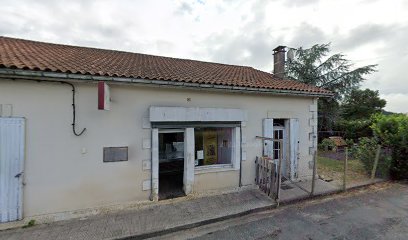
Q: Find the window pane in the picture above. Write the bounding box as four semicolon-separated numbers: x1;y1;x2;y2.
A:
159;132;184;163
195;127;233;166
203;129;217;165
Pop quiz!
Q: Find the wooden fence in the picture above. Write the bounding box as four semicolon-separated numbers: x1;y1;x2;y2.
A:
255;156;282;202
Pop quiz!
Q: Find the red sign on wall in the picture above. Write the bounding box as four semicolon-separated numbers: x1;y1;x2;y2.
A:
98;82;110;110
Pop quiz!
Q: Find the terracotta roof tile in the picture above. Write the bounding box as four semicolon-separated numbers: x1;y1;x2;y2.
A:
0;36;332;95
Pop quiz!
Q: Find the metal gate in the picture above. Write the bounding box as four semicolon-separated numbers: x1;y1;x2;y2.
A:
0;118;25;223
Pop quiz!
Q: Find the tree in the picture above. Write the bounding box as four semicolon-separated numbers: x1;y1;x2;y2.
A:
341;88;386;120
285;43;377;131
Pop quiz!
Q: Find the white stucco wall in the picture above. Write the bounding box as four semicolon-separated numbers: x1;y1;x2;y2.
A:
0;79;317;218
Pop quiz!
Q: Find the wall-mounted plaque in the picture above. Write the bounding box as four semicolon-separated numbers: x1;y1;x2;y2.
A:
103;147;128;162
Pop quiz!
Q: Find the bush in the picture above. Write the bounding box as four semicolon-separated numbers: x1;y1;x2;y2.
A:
319;138;335;151
345;138;354;147
351;137;391;178
334;119;373;142
371;114;408;180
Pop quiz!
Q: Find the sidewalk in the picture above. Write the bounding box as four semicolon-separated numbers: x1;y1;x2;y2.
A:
0;189;275;240
0;180;386;240
279;178;385;204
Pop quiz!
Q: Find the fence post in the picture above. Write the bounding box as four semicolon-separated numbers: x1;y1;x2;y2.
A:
310;150;317;196
255;157;259;185
371;145;381;179
266;160;271;196
343;147;348;191
276;140;283;206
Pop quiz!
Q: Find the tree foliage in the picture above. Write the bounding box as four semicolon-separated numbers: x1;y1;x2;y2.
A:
334;118;373;142
371;114;408;180
351;137;391;178
333;89;386;140
285;43;377;131
341;88;386;120
286;43;377;97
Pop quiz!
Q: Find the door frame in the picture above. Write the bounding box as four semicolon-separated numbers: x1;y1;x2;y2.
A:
151;127;194;201
158;129;185;134
263;118;299;181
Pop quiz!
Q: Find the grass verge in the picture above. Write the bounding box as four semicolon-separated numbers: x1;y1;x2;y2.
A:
317;152;370;185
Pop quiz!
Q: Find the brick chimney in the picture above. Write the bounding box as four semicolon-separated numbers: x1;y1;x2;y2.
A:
273;46;286;78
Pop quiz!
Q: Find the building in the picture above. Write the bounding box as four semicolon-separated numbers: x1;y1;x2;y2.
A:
0;37;332;223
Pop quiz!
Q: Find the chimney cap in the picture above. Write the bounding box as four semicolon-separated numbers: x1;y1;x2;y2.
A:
273;46;286;52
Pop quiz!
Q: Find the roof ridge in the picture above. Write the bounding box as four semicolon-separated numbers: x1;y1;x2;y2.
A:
0;36;255;69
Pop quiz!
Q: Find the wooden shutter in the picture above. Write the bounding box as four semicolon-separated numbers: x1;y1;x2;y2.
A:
262;118;274;158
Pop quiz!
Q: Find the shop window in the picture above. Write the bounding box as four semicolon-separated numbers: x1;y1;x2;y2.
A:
194;127;234;167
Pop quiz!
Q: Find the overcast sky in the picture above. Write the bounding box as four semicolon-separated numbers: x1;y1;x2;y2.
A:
1;0;407;112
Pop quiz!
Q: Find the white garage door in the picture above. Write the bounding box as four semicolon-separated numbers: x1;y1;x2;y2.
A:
0;118;25;223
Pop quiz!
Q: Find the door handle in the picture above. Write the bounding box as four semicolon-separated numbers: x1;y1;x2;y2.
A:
15;172;24;178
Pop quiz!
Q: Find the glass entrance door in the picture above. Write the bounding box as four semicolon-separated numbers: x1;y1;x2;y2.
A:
273;126;287;178
158;129;185;200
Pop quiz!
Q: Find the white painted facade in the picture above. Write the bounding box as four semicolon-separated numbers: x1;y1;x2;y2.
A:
0;79;318;221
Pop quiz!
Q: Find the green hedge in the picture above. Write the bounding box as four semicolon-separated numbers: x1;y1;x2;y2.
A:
334;119;373;142
371;114;408;180
351;137;391;178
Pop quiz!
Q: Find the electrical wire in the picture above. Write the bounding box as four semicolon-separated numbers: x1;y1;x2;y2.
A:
61;81;87;136
4;78;86;136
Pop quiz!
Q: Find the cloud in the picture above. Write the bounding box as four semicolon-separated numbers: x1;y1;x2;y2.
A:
282;0;320;7
359;24;408;99
288;23;327;48
201;29;284;71
195;1;286;71
175;2;194;15
336;24;398;51
381;93;408;113
0;0;407;112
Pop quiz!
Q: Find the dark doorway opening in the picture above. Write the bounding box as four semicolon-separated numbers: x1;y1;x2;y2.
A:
159;130;185;200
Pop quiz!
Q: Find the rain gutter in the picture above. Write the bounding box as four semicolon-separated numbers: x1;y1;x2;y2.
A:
0;68;334;98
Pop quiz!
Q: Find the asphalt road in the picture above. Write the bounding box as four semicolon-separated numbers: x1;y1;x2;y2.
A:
153;182;408;240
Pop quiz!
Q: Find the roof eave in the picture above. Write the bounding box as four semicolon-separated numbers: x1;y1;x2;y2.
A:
0;68;334;98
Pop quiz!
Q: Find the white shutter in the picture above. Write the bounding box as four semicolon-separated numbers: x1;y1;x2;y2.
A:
0;118;25;223
289;118;300;179
262;118;274;158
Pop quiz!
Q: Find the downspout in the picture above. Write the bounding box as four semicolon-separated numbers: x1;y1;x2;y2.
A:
239;124;243;187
